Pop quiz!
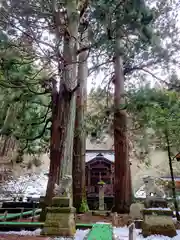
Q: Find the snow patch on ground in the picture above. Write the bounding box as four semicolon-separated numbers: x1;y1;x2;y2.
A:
114;227;180;240
146;208;171;211
0;228;42;236
0;228;180;240
0;229;89;240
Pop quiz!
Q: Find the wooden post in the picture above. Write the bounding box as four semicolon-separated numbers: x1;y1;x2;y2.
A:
112;212;118;226
110;169;113;185
88;167;90;187
129;223;136;240
4;211;7;221
32;205;36;222
18;208;24;222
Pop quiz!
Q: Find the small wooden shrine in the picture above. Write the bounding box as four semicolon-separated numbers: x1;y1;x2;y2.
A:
85;151;114;198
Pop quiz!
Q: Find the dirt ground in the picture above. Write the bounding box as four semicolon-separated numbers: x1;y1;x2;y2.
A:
15;213;132;226
76;212;132;227
77;212;180;229
13;212;180;229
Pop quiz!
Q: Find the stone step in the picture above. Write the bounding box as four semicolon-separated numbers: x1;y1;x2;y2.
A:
86;223;113;240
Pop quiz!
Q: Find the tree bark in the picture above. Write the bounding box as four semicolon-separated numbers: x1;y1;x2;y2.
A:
40;80;63;221
165;130;180;221
73;28;88;211
41;0;87;220
0;105;17;157
59;1;79;183
40;69;76;221
113;39;132;213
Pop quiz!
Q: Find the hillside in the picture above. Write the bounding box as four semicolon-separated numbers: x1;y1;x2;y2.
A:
0;136;176;193
0;90;179;193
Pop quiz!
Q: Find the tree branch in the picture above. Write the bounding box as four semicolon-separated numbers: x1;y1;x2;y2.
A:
21;140;28;151
30;106;51;126
123;59;160;75
76;45;91;55
17;117;51;141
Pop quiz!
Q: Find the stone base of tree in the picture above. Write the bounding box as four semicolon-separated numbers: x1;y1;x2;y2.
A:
41;197;76;237
141;208;177;237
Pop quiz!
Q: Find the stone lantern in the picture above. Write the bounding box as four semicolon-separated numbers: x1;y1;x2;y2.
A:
98;180;105;211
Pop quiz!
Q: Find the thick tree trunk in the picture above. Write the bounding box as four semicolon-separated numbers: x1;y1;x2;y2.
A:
40;76;74;221
0;105;17;157
73;30;88;211
41;0;86;220
113;39;132;213
59;3;79;183
60;94;77;178
40;81;64;221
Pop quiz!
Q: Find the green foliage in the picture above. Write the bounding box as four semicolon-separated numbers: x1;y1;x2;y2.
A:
87;85;180;156
127;86;180;151
89;0;180;91
79;198;89;213
98;180;105;185
86;87;113;141
0;0;179;160
89;0;156;78
0;33;51;156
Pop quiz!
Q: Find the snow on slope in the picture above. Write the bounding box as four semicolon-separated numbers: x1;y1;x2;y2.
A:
0;228;180;240
0;171;145;200
0;172;48;200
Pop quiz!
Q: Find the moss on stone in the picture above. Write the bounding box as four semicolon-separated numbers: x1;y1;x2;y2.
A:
46;207;76;214
142;223;177;237
142;209;173;216
42;211;76;236
52;197;70;207
79;199;89;213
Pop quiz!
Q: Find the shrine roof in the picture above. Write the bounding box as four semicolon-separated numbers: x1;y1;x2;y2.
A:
85;152;114;162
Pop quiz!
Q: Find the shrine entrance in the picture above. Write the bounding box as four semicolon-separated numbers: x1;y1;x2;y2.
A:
85;153;114;198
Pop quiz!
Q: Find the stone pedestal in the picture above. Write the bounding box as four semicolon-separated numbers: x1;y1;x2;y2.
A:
41;197;76;237
144;196;168;208
141;208;177;237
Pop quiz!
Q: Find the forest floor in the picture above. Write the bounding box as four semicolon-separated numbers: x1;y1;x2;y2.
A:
76;212;131;226
12;212;180;228
15;213;132;226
